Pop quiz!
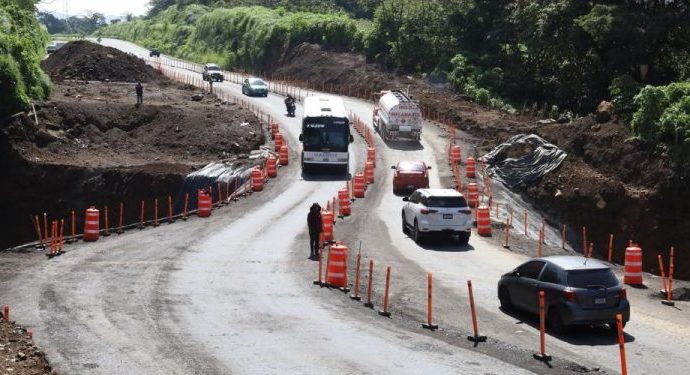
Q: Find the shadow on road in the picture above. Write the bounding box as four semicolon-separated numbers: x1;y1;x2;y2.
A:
499;307;636;345
381;137;425;151
301;169;351;182
405;234;475;252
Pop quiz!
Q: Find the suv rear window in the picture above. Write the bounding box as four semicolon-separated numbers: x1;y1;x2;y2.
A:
566;269;619;288
426;196;467;208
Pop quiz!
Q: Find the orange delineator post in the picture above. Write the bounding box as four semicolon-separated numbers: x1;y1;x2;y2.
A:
378;266;392;317
139;200;145;229
538;229;543;257
33;215;43;247
43;213;48;245
117;202;124;234
588;242;594;258
350;252;362;300
183;193;189;220
608;234;614;262
2;305;8;321
168;195;173;224
217;182;223;207
524;211;528;236
364;259;374;308
422;273;438;330
582;226;587;256
533;290;551;362
104;206;110;236
616;314;628;375
153;198;159;227
668;246;675;301
658;254;668;294
467;280;487;342
503;218;510;249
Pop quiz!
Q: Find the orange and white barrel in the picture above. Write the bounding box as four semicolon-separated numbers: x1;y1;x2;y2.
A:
279;145;289;166
251;168;264;191
322;210;334;242
83;206;100;241
274;133;284;152
466;156;476;178
198;190;212;217
338;187;351;216
624;245;643;285
476;205;491;236
451;145;462;164
326;243;348;288
266;156;278;177
367;147;376;167
353;172;366;198
467;182;479;208
365;161;375;184
270;121;279;140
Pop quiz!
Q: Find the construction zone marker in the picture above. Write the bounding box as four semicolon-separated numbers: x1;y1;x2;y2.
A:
533;291;551;362
378;266;392;317
467;280;487;343
616;314;628;375
350;250;362;301
364;259;374;308
422;272;438;330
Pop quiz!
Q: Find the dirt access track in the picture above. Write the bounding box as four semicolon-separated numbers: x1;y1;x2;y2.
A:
0;40;264;250
1;38;689;374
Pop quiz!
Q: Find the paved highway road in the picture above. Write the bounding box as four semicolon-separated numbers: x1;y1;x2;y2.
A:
1;38;688;374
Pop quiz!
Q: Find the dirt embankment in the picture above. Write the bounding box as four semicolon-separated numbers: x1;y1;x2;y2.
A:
0;318;51;375
0;41;264;250
275;43;689;279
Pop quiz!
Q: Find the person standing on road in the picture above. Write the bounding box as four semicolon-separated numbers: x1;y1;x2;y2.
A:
135;82;143;105
307;202;323;259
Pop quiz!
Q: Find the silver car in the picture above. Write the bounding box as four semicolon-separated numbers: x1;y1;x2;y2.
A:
497;256;630;333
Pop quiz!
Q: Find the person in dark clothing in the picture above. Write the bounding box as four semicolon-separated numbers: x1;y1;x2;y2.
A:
307;202;323;259
135;82;143;104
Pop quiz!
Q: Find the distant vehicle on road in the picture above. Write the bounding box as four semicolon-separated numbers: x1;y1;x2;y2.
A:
298;96;354;173
373;89;423;141
497;256;630;333
149;48;160;57
202;63;224;82
242;77;268;97
46;41;67;54
402;188;472;244
392;161;430;195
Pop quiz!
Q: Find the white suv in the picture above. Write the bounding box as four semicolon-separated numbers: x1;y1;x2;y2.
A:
402;188;473;244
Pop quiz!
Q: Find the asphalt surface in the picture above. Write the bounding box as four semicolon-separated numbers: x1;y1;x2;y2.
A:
1;38;689;374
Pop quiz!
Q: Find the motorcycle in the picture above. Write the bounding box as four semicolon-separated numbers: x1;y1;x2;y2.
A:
286;101;296;117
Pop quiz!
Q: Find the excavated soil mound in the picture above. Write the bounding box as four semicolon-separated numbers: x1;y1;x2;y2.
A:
275;43;690;279
0;319;51;374
41;40;163;82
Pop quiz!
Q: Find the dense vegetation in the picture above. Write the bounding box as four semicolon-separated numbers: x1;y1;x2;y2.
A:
101;5;364;72
0;0;51;119
38;11;108;36
146;0;376;18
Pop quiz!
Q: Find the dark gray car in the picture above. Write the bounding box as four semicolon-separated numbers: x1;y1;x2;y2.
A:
497;256;630;333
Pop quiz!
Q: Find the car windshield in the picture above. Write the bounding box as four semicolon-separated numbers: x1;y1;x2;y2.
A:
426;196;467;208
206;66;220;71
566;269;619;288
249;78;266;86
398;162;425;172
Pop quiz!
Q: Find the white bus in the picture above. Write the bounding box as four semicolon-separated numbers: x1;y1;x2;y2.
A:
298;96;353;173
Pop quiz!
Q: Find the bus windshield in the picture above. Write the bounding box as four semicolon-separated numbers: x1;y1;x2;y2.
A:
302;118;349;152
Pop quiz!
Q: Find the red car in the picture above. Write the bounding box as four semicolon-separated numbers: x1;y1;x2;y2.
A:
392;161;431;194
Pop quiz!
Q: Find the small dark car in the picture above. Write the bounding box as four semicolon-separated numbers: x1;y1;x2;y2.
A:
497;256;630;333
149;48;160;57
242;78;268;97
